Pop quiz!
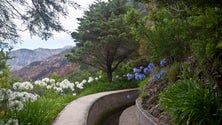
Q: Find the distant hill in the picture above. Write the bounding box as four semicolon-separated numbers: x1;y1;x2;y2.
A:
10;49;79;81
7;47;72;71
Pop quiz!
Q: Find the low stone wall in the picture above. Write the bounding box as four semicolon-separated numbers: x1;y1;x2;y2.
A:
136;99;164;125
86;89;139;125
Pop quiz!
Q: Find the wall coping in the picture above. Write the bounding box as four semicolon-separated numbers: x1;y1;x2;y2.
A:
136;99;166;125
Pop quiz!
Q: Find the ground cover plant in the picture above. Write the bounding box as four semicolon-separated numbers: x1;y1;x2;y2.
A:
159;79;222;125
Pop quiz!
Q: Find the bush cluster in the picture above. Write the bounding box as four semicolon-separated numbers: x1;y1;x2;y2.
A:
0;75;102;125
160;79;222;125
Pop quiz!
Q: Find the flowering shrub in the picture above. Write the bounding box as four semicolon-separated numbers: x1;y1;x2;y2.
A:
127;59;167;81
5;118;19;125
0;75;102;125
13;81;33;91
0;88;39;111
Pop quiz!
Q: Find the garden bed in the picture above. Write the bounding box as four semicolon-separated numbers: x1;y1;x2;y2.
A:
140;79;172;125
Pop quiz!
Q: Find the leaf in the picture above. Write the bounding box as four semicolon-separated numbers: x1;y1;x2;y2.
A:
216;42;222;49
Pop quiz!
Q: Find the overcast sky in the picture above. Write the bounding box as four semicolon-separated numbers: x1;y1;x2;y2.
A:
13;0;107;50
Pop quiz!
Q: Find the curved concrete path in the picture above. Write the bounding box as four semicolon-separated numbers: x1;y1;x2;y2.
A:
119;105;138;125
52;89;137;125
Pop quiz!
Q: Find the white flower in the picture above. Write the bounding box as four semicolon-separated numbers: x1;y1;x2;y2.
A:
46;85;52;89
73;93;76;96
56;82;60;86
76;83;84;89
34;80;47;87
5;118;19;125
81;80;87;84
58;79;75;91
49;79;56;84
42;78;50;83
88;77;94;83
8;100;24;111
12;82;33;91
0;88;12;100
6;90;39;111
95;77;99;81
54;87;63;93
71;88;75;91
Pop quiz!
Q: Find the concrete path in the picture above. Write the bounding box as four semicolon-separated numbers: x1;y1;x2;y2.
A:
119;105;138;125
52;89;137;125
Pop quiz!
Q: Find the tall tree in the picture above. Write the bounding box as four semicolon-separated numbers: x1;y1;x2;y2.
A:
0;0;79;42
0;0;79;87
67;0;139;82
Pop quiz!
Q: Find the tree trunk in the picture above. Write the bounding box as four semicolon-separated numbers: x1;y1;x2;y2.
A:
107;70;113;83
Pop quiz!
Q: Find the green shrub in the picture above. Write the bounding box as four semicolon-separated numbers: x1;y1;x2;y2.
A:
11;96;75;125
139;92;148;100
159;79;222;125
166;63;181;83
139;77;150;91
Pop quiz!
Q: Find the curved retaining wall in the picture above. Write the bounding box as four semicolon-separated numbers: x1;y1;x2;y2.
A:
136;99;164;125
86;88;139;125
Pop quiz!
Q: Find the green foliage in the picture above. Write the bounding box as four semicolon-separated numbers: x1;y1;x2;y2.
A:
148;9;191;63
160;79;222;125
11;96;75;125
188;7;222;62
166;63;181;83
132;0;222;85
139;92;148;100
67;64;99;83
112;63;134;80
33;87;60;98
139;77;149;91
0;47;11;88
67;0;139;82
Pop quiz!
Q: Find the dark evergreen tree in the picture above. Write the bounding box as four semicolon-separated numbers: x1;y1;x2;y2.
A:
67;0;139;82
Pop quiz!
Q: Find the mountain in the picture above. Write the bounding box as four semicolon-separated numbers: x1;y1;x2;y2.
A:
7;47;72;71
10;49;79;81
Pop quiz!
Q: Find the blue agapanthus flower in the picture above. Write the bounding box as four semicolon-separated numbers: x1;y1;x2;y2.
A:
127;73;134;80
152;70;167;81
143;67;150;74
160;59;166;67
147;63;155;71
159;70;167;76
135;73;146;81
152;74;161;81
133;68;141;73
139;66;144;70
